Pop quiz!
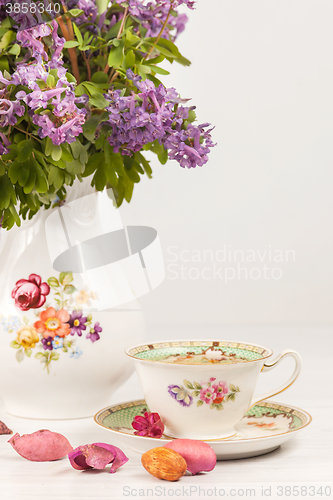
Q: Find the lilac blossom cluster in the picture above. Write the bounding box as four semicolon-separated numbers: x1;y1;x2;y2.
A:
104;70;215;168
115;0;193;40
0;20;87;146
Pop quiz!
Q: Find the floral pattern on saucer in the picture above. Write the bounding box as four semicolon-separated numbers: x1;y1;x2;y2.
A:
168;378;240;410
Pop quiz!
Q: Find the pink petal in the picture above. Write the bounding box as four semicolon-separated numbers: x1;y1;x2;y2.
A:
134;415;148;425
40;282;50;295
132;421;146;431
93;443;129;473
164;439;216;475
29;274;41;286
84;445;114;469
8;430;73;462
68;447;91;470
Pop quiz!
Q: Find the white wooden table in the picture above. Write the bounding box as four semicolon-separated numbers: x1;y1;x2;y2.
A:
0;326;332;499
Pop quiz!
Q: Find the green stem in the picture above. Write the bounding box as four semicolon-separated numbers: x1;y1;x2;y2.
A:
144;4;173;61
13;127;43;144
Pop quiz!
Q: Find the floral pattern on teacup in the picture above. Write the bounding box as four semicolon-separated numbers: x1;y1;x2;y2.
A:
0;272;102;373
168;377;240;410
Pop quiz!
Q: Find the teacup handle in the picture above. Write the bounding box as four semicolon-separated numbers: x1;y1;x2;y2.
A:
250;349;302;406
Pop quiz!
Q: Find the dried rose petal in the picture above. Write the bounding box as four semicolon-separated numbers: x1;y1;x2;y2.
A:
132;411;164;438
8;430;73;461
0;420;13;435
68;443;128;473
164;439;216;475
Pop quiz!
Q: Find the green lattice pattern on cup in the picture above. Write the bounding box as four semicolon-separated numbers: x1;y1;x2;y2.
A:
133;345;264;362
101;401;303;433
103;403;149;431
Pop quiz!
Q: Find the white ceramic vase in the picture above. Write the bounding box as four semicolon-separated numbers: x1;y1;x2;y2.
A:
0;180;145;419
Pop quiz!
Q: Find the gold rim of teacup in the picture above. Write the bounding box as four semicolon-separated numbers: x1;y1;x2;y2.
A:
125;339;273;365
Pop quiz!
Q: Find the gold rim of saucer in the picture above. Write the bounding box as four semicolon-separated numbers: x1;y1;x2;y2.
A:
125;339;273;365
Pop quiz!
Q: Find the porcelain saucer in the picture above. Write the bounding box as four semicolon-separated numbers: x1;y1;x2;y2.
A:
94;399;312;460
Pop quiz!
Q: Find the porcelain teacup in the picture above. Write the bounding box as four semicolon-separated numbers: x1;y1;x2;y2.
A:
125;340;302;440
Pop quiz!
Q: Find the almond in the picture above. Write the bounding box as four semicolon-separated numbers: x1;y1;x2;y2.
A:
141;447;187;481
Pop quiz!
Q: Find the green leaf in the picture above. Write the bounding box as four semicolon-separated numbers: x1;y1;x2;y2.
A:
60;272;73;285
93;164;107;191
183;379;194;390
65;160;84;175
35;352;44;359
48;277;60;287
50;352;59;361
73;23;83;46
45;136;53;157
91;71;108;84
124;49;136;69
17;141;33;163
46;74;56;88
90;94;109;109
48;166;64;191
108;41;124;69
229;384;237;392
65;8;84;17
83;152;104;177
51;145;62;162
0;56;9;72
145;65;169;75
192;390;200;397
16;349;24;363
197;400;204;407
33;159;48;193
23;163;36;194
64;284;76;295
9;204;21;227
60;145;74;163
25;348;32;357
193;381;202;390
0;30;16;50
64;40;80;48
176;55;191;67
18;164;30;187
0;161;5;176
10;340;21;349
8;43;20;56
8;162;21;184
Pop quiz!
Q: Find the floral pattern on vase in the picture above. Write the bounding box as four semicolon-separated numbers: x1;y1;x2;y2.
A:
1;272;102;373
168;377;240;410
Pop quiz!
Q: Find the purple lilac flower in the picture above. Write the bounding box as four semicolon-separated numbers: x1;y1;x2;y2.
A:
86;322;102;343
0;132;10;155
0;93;25;127
168;384;193;407
105;71;180;155
16;24;51;61
114;0;193;41
42;336;54;351
164;121;216;169
105;70;215;167
49;20;66;70
69;310;87;336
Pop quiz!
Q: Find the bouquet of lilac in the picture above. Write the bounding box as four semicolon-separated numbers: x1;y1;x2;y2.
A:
0;0;215;229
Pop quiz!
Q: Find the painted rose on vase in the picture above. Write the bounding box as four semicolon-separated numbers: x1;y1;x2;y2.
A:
1;272;102;372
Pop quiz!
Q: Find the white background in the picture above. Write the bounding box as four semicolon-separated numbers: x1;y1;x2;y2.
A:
120;0;333;327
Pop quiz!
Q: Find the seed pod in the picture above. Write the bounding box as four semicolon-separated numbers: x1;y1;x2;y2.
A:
141;447;187;481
